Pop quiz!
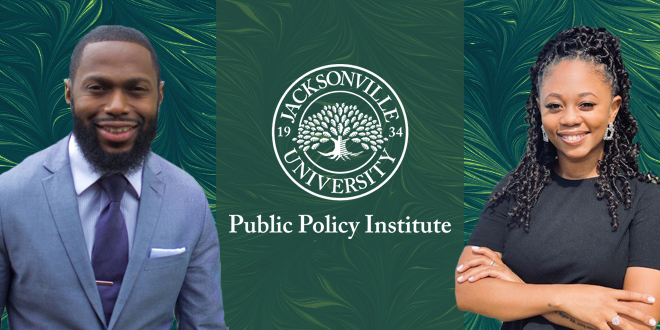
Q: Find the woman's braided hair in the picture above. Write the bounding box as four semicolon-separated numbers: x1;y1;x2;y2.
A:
490;26;657;231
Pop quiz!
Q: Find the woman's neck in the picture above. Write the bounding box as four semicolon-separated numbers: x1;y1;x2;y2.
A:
554;154;601;180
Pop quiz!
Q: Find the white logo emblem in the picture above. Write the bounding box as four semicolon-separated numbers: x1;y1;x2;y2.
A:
273;64;408;200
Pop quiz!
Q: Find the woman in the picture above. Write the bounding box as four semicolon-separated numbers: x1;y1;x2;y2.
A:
456;26;660;330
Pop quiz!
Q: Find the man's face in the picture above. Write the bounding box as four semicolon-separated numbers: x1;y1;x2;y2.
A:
65;41;163;174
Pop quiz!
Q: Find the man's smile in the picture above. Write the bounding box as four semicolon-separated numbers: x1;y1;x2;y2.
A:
93;119;141;145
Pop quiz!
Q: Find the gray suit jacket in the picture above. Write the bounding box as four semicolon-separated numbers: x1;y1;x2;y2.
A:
0;137;227;329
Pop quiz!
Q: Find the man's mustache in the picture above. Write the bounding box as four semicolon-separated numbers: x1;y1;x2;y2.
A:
90;117;143;125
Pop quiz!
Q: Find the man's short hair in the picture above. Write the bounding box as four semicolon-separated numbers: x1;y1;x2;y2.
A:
69;25;161;83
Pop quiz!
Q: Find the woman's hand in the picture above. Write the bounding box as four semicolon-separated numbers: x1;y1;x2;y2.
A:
456;246;523;284
553;284;656;330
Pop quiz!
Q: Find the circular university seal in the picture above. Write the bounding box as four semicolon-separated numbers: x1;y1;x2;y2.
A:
273;64;408;200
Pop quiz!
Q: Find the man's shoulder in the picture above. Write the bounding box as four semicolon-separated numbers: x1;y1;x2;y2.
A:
147;152;205;194
146;152;211;216
0;142;62;186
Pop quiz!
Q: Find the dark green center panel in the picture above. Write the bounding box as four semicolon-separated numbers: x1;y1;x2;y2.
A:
218;1;464;329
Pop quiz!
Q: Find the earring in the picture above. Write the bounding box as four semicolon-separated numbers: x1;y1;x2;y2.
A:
603;123;615;141
541;126;549;142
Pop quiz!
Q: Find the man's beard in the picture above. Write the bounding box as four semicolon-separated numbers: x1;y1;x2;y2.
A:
72;103;157;175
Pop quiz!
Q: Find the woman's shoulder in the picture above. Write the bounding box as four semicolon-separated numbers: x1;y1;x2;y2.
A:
490;170;515;195
631;175;660;193
627;176;660;211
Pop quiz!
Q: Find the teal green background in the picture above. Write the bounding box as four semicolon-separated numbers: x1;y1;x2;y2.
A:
464;0;660;329
0;1;214;329
219;0;464;329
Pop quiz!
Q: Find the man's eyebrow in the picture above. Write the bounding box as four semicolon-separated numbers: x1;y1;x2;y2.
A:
125;77;153;85
81;76;111;84
81;76;153;85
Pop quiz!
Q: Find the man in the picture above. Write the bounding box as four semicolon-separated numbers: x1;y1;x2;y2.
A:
0;25;227;329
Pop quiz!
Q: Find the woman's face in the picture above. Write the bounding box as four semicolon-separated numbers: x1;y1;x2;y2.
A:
537;59;621;168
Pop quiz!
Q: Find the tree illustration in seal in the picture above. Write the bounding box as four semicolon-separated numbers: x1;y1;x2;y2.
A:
292;103;387;161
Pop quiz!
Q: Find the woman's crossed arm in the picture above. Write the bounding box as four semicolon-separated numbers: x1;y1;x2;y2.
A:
455;246;659;330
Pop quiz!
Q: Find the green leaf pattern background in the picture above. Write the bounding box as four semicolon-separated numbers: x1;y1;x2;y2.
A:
465;1;660;329
0;1;214;329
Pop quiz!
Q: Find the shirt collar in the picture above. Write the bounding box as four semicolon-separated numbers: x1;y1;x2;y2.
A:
68;134;143;197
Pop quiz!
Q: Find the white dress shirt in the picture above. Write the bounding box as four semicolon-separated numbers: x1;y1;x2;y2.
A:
68;134;143;260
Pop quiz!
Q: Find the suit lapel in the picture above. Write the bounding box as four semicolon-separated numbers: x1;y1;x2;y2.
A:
108;154;164;329
41;137;107;326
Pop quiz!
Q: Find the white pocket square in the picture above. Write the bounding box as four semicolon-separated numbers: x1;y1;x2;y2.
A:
149;247;186;258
